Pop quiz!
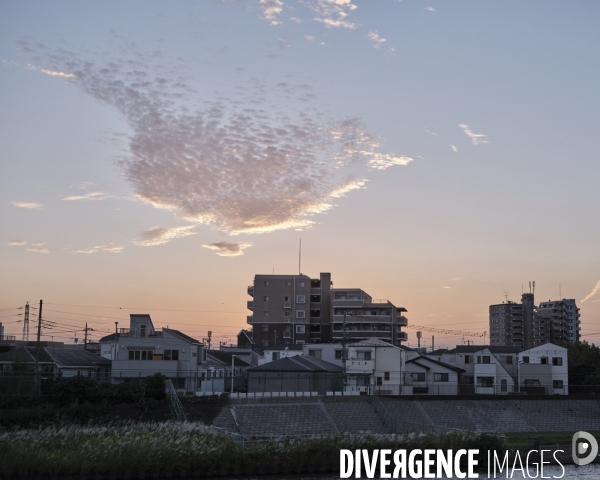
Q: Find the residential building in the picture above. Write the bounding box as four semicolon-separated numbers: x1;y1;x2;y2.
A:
199;350;251;394
518;343;569;395
247;355;343;395
246;272;408;347
0;346;111;381
98;314;205;393
345;339;406;395
452;345;521;392
257;344;303;366
404;356;465;395
489;293;534;349
534;299;581;345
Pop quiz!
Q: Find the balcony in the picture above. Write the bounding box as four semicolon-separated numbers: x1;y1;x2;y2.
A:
397;331;408;342
247;315;253;325
247;301;254;311
247;286;254;297
0;335;16;341
398;316;408;326
283;301;292;309
346;359;375;374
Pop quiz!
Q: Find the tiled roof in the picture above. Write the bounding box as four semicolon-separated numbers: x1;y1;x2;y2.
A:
456;345;522;354
348;338;396;348
248;355;343;372
164;328;201;344
0;347;110;367
406;355;465;373
207;350;250;367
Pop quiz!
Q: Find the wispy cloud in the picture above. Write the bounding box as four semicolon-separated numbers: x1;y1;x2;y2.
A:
62;192;111;201
8;240;27;246
304;35;315;41
41;69;76;79
11;201;43;209
260;0;284;25
443;286;451;289
26;243;50;254
459;124;489;145
24;43;412;235
134;226;197;246
582;280;600;303
75;243;124;254
425;6;435;12
450;145;458;152
307;0;358;30
368;31;387;49
202;242;252;256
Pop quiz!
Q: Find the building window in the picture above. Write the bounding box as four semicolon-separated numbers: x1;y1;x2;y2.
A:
262;340;269;347
296;310;306;318
262;325;269;332
376;377;382;385
500;356;513;364
308;349;322;359
299;281;305;287
296;340;305;344
296;295;306;303
434;373;449;382
310;295;321;302
482;356;490;364
501;379;507;392
263;296;269;301
286;281;291;286
412;373;426;382
129;350;154;360
283;328;291;339
264;281;269;286
164;350;179;361
384;372;390;381
552;357;563;366
272;352;280;361
335;350;343;359
140;325;146;338
477;377;494;388
464;355;472;364
310;324;321;333
522;356;529;363
357;351;372;361
310;309;321;317
263;311;269;317
541;357;548;365
296;325;305;334
553;380;563;389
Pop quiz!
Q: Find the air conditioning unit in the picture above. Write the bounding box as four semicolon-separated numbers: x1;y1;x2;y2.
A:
283;301;292;309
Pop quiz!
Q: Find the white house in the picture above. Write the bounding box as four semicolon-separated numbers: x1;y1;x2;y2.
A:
345;338;406;395
98;314;205;393
257;344;304;365
404;355;465;395
518;343;568;395
303;343;344;367
468;348;516;394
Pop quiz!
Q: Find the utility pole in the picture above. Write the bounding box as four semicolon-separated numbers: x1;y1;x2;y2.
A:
207;331;212;351
114;322;118;360
34;300;43;390
22;302;30;341
84;322;88;350
341;312;348;387
231;355;236;394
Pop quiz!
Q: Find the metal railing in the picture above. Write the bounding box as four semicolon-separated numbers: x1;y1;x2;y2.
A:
367;386;397;434
165;379;187;421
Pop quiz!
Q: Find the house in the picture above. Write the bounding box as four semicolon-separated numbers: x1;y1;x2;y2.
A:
198;349;251;394
257;344;303;365
303;342;344;366
0;346;111;382
518;343;568;395
247;355;343;395
345;338;406;395
404;356;465;395
98;314;205;393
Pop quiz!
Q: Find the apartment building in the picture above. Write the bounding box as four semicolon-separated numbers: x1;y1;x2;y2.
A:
246;272;408;347
534;299;581;345
518;343;569;395
489;293;534;349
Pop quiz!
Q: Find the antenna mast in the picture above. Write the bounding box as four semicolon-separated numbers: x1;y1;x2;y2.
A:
298;239;301;275
22;302;30;341
503;291;509;302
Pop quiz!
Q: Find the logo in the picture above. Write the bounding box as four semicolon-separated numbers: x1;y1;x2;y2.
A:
572;431;598;466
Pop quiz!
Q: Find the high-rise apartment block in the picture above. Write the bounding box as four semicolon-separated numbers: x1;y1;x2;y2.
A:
246;272;408;347
534;299;581;345
490;292;580;349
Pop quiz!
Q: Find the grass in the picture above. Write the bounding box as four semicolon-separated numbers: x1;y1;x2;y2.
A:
505;431;600;446
0;422;504;478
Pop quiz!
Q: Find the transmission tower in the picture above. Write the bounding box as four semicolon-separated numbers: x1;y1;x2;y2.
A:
22;302;30;341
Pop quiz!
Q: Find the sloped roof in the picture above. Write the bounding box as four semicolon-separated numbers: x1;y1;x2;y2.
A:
456;345;522;354
237;329;254;345
406;355;465;373
349;338;397;348
264;344;304;351
428;348;456;355
207;350;250;367
163;328;201;344
0;347;110;367
248;355;343;373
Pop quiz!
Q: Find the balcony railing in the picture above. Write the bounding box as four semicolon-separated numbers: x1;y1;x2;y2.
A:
247;286;254;297
247;301;254;311
0;335;16;341
283;301;292;309
397;331;408;341
346;359;375;374
247;315;253;325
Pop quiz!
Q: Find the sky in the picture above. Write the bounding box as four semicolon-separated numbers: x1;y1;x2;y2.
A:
1;0;599;349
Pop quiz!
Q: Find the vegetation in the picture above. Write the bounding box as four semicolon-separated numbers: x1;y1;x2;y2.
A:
0;422;503;478
562;341;600;393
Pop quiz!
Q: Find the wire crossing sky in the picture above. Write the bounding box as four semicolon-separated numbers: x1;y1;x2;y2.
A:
1;1;599;347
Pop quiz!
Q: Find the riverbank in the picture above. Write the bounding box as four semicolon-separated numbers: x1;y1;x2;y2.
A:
0;422;503;479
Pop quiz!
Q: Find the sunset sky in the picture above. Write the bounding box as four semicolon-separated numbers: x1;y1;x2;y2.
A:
1;1;599;349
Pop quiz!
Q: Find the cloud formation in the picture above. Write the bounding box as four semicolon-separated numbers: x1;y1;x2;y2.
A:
202;242;252;256
450;145;458;152
425;6;435;12
581;280;600;303
11;201;43;209
459;124;489;145
25;43;412;235
26;243;50;254
41;69;76;79
8;240;27;246
75;243;124;254
62;192;111;201
260;0;284;25
134;226;197;246
306;0;358;29
368;31;387;49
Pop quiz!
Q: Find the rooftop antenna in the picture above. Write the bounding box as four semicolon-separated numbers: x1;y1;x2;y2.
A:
532;281;536;295
559;284;562;299
503;291;509;302
416;331;422;349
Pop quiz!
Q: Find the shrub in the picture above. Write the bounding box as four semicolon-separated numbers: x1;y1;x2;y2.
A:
144;373;166;401
52;376;101;406
111;382;146;405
